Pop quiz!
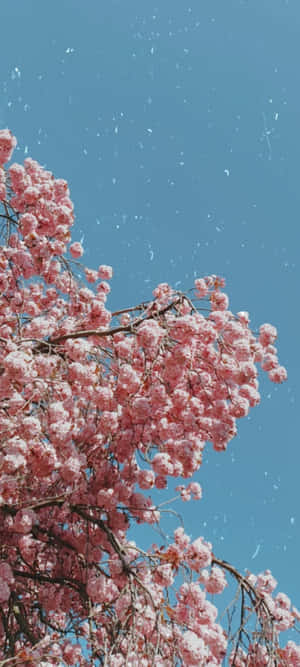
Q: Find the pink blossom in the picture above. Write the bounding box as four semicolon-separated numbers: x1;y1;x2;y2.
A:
275;606;294;631
60;457;82;483
85;267;98;282
97;280;111;295
24;186;39;204
202;566;227;594
69;241;84;258
99;410;119;435
186;482;202;500
68;361;93;384
237;311;250;325
268;365;287;383
174;527;191;549
153;282;174;301
155;475;167;489
98;264;113;279
153;563;174;587
230;396;249;418
14;509;37;534
3;452;26;473
282;641;300;665
19;212;38;235
94;386;114;410
194;277;209;297
137;320;164;349
87;576;118;603
97;488;116;510
0;129;17;165
118;364;141;393
18;535;37;561
180;630;207;665
4;350;34;380
0;563;14;585
131;397;151;423
239;384;260;407
209;310;228;330
169;314;199;342
152;453;174;476
137;469;155;489
255;569;277;595
210;290;229;311
233;339;251;361
64;338;92;362
186;537;212;571
63;643;83;665
0;581;10;603
261;352;278;371
259;323;277;346
176;485;191;501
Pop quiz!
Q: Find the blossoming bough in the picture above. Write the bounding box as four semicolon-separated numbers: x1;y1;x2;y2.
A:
0;129;298;666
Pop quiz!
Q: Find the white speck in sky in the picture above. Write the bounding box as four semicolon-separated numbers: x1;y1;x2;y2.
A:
290;517;295;525
224;169;230;176
147;128;153;133
251;544;261;559
65;47;75;54
112;177;117;185
275;112;279;120
11;67;21;80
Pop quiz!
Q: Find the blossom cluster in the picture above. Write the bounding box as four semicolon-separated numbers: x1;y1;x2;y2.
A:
0;130;296;665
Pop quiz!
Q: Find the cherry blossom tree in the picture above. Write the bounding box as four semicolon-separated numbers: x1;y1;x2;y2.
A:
0;128;298;665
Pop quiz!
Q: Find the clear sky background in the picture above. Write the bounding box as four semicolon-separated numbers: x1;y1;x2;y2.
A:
1;0;299;638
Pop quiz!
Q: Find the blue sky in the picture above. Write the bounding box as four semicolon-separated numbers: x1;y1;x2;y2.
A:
1;0;299;635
